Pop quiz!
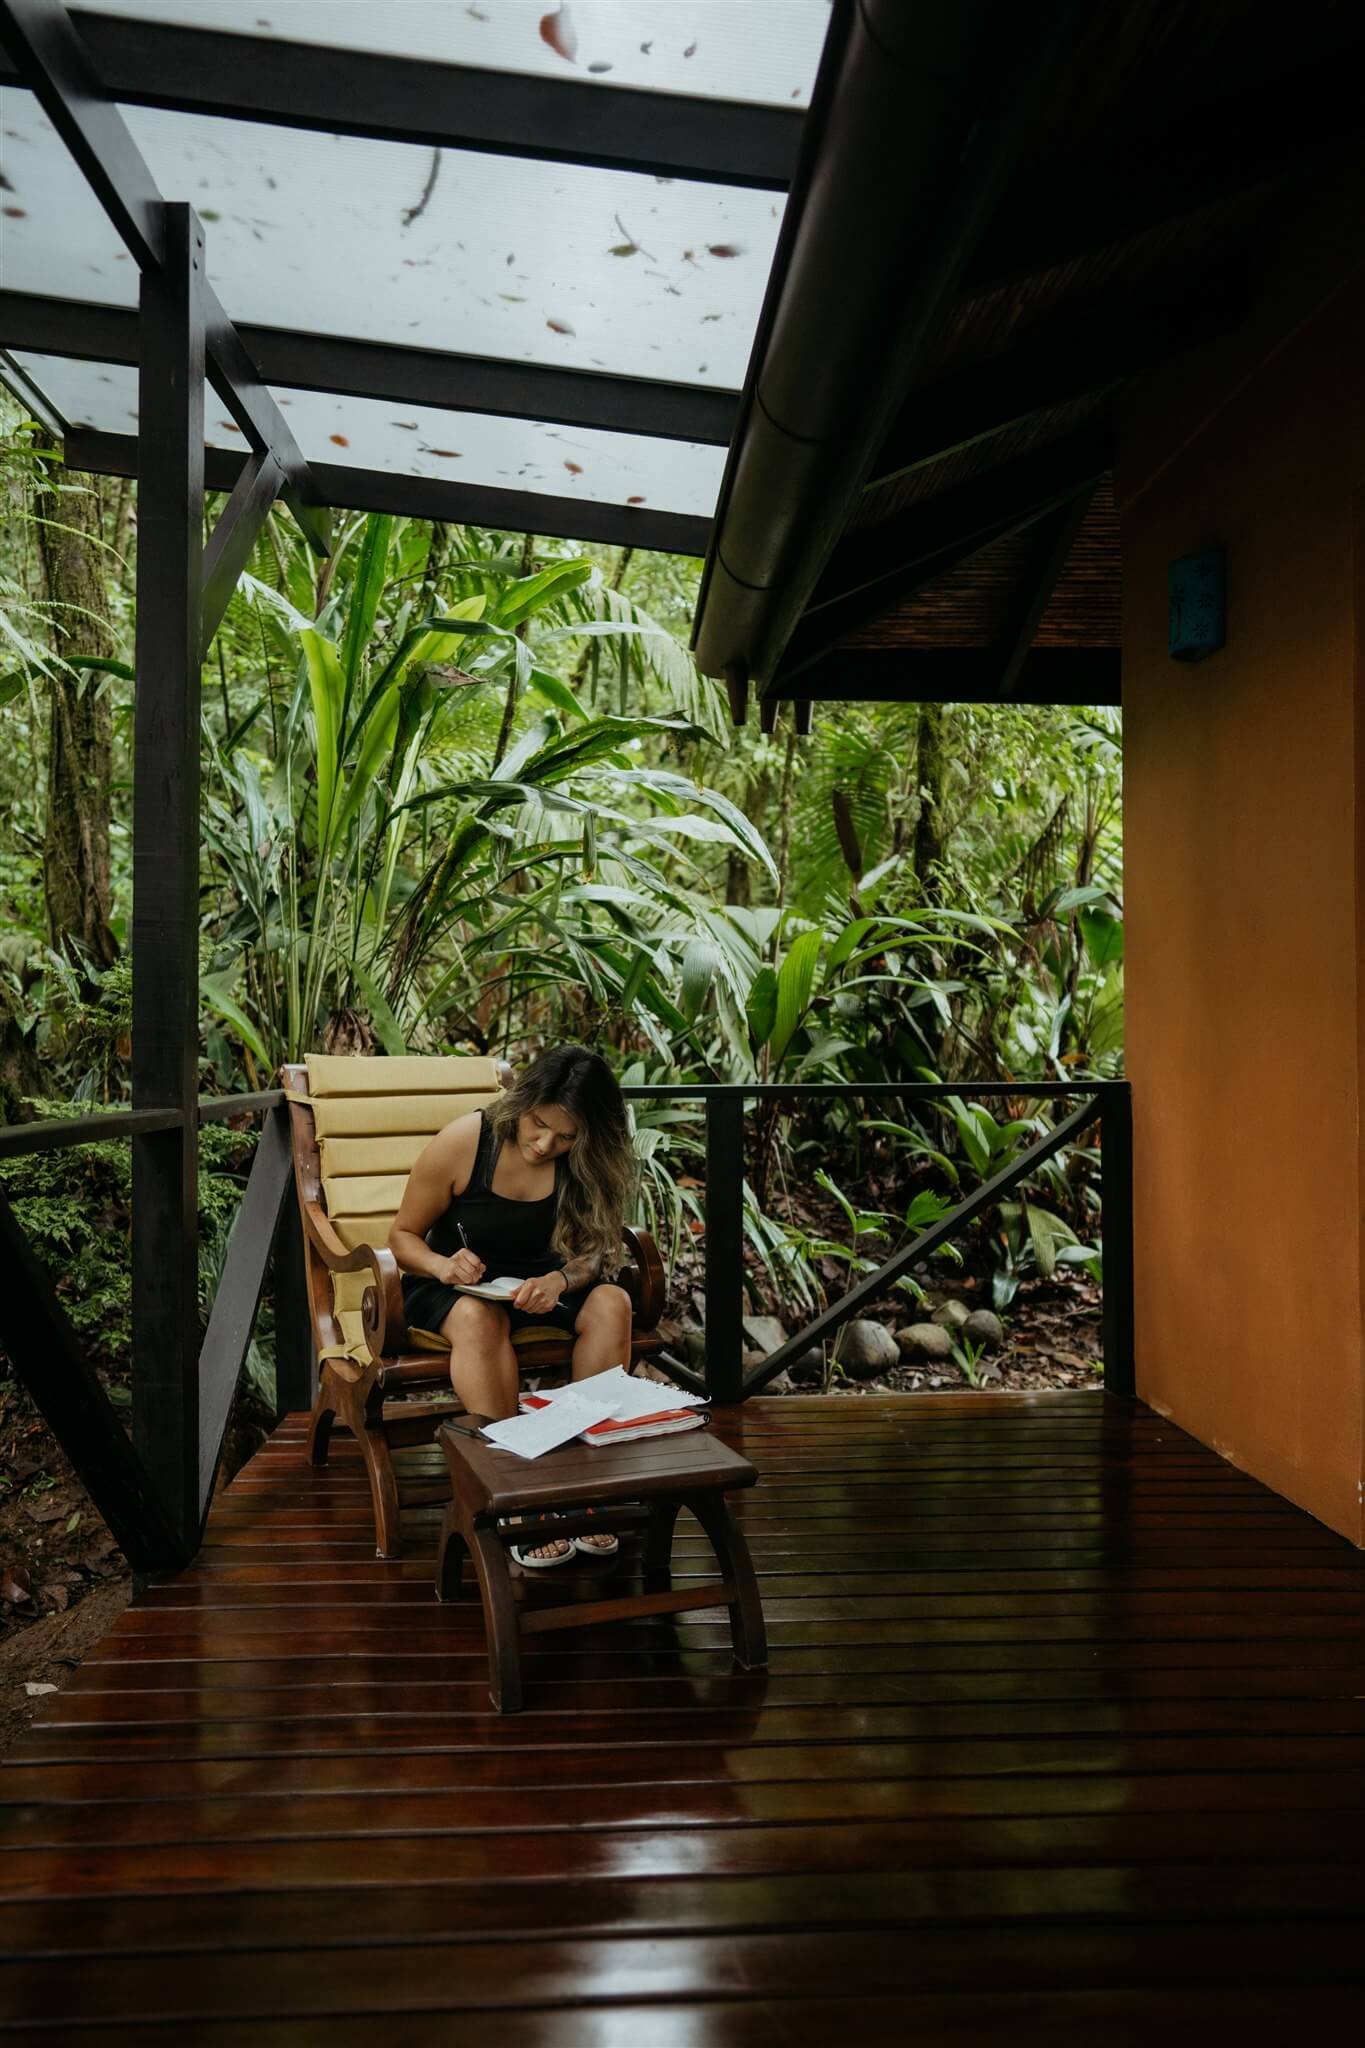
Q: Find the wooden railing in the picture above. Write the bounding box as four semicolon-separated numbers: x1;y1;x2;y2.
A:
619;1080;1133;1403
0;1090;310;1573
0;1077;1132;1573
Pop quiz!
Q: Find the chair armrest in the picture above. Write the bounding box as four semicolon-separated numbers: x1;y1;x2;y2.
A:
621;1225;666;1330
301;1200;405;1361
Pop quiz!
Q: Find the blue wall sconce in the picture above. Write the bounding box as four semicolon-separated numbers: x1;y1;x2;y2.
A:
1169;546;1226;662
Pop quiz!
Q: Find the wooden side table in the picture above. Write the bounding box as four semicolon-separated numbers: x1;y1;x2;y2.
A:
435;1421;767;1711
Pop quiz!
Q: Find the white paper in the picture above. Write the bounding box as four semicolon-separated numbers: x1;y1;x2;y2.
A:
524;1367;706;1415
480;1387;616;1460
552;1365;709;1418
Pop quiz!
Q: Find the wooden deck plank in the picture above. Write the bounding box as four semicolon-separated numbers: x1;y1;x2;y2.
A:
1;1392;1361;2035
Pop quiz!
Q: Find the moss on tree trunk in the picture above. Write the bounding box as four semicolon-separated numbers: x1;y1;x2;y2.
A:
35;443;118;966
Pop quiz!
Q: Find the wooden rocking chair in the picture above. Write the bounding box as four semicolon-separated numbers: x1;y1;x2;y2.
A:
282;1055;668;1557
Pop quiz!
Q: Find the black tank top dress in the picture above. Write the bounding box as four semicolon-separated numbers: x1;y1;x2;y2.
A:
401;1110;596;1341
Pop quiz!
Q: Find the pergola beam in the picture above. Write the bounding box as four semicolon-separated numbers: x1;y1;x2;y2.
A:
65;429;713;558
0;290;738;447
0;0;326;542
995;484;1096;701
0;8;801;189
867;275;1245;490
775;427;1112;685
200;446;284;659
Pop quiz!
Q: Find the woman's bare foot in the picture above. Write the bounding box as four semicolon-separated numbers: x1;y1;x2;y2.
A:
512;1538;574;1567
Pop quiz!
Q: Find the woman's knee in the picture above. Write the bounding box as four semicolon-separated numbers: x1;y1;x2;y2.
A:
578;1282;632;1332
442;1297;507;1345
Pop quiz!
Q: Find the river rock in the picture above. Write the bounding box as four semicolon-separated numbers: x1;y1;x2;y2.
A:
931;1299;970;1331
742;1315;787;1355
961;1309;1004;1352
833;1319;900;1380
895;1322;954;1362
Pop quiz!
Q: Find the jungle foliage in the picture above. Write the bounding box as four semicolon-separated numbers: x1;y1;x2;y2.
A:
0;418;1122;1380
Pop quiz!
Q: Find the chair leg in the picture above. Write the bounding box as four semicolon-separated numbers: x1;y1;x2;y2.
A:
686;1491;767;1672
356;1422;403;1560
467;1522;523;1713
306;1383;338;1466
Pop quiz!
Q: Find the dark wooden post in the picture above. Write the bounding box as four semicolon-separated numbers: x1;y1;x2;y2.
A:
1101;1084;1135;1398
704;1091;746;1402
272;1201;316;1419
131;203;206;1556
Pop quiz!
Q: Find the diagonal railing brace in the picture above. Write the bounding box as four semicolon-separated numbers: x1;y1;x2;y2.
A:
743;1093;1102;1396
0;1187;185;1571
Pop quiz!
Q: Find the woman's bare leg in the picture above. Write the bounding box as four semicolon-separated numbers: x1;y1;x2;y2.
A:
442;1299;568;1563
570;1284;633;1383
441;1298;519;1420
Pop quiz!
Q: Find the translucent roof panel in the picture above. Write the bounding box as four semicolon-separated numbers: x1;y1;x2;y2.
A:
11;354;726;517
74;1;833;108
0;89;780;387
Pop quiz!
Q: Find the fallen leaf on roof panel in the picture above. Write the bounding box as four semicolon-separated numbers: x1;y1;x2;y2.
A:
540;6;577;63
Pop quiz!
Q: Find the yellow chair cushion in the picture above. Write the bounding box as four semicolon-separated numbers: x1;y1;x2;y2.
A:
304;1053;507;1348
328;1313;567;1363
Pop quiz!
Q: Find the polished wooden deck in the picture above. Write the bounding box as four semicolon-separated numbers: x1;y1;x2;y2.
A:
2;1392;1363;2042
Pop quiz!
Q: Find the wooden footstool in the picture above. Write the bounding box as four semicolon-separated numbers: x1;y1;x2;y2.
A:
435;1420;767;1712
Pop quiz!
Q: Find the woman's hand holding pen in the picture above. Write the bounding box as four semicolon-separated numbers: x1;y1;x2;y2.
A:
512;1271;567;1313
434;1247;485;1287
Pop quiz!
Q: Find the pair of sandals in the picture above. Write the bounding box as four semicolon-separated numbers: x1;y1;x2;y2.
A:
510;1530;619;1568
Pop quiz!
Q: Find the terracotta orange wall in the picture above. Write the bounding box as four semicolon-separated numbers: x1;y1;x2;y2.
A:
1119;257;1365;1542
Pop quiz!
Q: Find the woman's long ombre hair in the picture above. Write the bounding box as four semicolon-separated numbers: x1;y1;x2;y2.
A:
489;1045;634;1274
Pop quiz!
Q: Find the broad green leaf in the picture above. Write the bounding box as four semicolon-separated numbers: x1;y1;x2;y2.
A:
746;965;779;1049
770;927;823;1070
495;559;592;629
238;569;319;638
201;976;271;1069
1089;966;1125;1055
300;628;344;854
613;767;777;882
350;958;408;1056
826;917;876;974
640;814;749;847
1079;906;1124;968
339;514;394;731
330;684;401;849
528;666;588;721
679;936;720;1022
1053;882;1112;915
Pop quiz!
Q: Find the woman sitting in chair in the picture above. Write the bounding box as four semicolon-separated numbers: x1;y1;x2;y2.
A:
390;1044;635;1563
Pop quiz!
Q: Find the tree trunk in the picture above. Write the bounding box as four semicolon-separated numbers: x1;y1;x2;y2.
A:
34;443;119;966
912;699;946;903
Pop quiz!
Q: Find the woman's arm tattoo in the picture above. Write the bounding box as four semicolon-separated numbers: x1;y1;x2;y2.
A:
558;1248;605;1292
